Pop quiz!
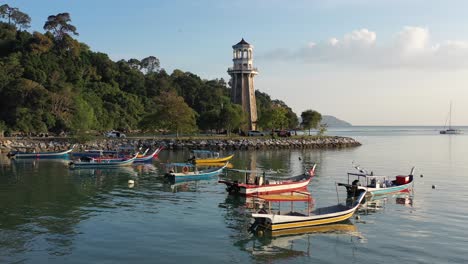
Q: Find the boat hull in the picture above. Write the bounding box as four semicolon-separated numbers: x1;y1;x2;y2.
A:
220;175;312;196
195;154;234;164
165;164;227;182
252;191;366;231
342;178;413;196
69;154;137;169
9;148;74;159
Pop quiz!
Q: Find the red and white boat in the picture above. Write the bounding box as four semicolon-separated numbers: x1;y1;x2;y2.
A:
219;164;316;196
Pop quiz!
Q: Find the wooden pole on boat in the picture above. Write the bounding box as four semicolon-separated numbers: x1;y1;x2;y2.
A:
335;182;340;203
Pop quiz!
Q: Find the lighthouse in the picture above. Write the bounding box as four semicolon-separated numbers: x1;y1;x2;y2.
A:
227;38;258;130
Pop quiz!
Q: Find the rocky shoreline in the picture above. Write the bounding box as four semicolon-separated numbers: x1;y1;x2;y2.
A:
0;136;361;153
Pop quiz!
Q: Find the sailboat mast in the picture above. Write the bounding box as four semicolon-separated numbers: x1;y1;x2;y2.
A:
449;101;452;129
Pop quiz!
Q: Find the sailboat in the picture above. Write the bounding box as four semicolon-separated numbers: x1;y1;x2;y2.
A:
440;102;462;134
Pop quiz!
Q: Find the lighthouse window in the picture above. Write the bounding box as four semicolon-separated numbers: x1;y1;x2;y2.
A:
243;49;247;58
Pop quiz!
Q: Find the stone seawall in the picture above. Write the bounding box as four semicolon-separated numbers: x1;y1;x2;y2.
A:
0;136;361;153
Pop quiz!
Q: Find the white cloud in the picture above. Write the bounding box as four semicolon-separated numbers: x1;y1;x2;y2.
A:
260;26;468;70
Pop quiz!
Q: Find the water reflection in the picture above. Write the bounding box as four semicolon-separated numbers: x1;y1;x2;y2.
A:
235;221;364;262
358;191;414;215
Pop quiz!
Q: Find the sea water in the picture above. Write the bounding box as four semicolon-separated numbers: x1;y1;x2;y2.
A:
1;127;467;263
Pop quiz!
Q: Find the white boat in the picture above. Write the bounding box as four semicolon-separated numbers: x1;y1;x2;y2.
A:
250;189;367;231
440;101;462;134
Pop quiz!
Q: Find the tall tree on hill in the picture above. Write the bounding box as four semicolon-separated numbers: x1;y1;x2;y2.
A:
0;4;31;29
127;58;141;70
301;109;322;135
43;13;78;40
141;56;160;73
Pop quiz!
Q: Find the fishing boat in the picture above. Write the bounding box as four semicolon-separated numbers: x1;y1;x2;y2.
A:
218;165;316;196
440;101;462;134
164;162;229;182
7;144;75;159
70;149;118;158
68;153;138;169
337;164;415;196
250;189;366;232
188;150;234;164
133;146;164;163
73;146;164;163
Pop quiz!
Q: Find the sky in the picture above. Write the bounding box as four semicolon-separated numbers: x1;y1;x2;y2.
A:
5;0;468;125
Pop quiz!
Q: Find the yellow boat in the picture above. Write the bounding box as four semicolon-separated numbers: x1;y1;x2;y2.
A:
188;150;234;164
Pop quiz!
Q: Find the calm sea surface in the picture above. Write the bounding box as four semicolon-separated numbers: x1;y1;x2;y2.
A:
1;126;468;263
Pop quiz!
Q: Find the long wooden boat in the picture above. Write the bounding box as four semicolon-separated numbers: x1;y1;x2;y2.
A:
71;149;118;158
164;162;229;182
218;165;316;196
69;153;138;169
337;166;415;196
188;150;234;164
250;190;366;231
8;144;75;159
134;146;164;163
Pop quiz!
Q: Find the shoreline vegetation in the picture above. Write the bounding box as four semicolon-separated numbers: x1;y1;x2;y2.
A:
0;136;361;153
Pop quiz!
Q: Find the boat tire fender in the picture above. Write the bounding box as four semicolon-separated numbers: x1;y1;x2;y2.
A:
182;166;189;174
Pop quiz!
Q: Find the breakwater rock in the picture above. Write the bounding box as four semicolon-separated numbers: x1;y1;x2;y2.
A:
0;136;361;153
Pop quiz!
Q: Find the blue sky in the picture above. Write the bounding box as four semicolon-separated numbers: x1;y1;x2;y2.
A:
5;0;468;125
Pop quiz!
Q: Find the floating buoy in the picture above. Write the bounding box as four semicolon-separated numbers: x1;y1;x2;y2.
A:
355;215;360;220
420;174;424;178
128;179;135;188
432;185;436;189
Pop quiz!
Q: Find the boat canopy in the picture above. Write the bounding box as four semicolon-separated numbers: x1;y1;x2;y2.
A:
164;163;196;167
347;172;389;179
192;150;216;154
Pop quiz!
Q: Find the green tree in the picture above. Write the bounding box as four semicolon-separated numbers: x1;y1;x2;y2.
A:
0;4;31;29
29;32;54;54
43;13;78;40
139;91;197;137
301;109;322;135
220;103;246;135
258;105;288;131
127;58;140;70
141;56;160;73
198;109;221;132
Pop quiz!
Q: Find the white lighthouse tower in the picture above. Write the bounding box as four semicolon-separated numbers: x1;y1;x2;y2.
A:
227;38;258;130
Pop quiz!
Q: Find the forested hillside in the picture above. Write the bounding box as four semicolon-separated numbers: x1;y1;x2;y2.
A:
0;5;299;136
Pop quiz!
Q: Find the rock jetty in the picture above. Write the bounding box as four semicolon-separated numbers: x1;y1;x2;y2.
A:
0;136;360;153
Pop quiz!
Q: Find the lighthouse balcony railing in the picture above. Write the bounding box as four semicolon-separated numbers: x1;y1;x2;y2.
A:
228;66;258;72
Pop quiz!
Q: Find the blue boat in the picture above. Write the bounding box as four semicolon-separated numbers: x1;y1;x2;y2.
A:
164;162;229;182
70;149;118;158
8;144;75;159
69;153;138;169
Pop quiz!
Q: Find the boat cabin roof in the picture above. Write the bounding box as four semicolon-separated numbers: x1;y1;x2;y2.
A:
192;150;217;154
347;172;388;179
256;191;311;202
